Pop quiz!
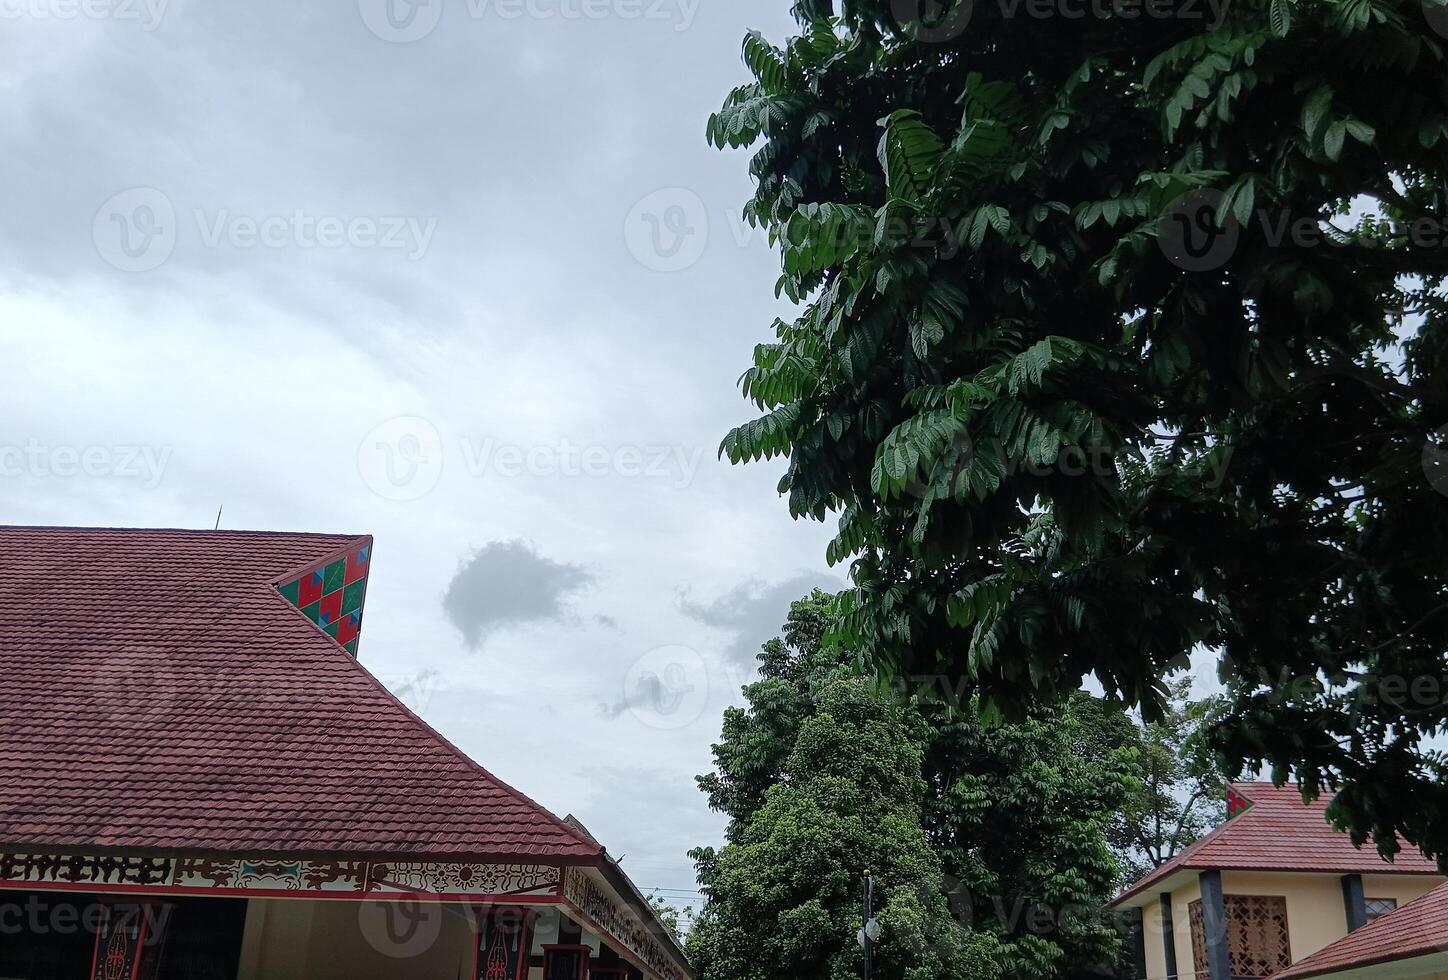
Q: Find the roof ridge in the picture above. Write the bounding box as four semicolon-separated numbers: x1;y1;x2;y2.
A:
268;534;373;587
0;526;605;862
0;524;367;538
1111;781;1440;908
1112;784;1308;906
327;637;604;858
1272;881;1448;980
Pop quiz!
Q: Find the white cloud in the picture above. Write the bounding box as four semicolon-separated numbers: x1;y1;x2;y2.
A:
0;0;831;898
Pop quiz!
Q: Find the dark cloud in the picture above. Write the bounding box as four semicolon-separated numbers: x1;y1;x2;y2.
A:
599;673;671;720
442;540;594;649
678;572;842;665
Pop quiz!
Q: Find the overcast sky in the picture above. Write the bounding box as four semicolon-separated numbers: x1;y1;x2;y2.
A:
0;0;846;909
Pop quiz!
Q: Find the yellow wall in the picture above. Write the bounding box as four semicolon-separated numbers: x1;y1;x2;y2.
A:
1221;871;1343;962
1360;874;1441;913
1142;893;1167;980
236;898;478;980
1135;872;1446;980
1138;878;1202;980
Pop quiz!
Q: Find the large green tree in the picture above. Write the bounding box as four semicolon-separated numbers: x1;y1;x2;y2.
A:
1074;677;1228;881
688;593;1136;980
711;0;1448;862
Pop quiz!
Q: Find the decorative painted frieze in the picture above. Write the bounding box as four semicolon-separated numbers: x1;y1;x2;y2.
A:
0;852;554;898
368;862;559;895
173;857;368;891
562;867;686;980
0;853;173;887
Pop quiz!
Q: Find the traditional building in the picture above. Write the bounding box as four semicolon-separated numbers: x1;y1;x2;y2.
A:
1110;782;1445;980
1271;881;1448;980
0;526;691;980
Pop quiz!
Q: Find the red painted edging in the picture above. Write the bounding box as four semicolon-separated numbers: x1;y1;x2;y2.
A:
0;878;565;905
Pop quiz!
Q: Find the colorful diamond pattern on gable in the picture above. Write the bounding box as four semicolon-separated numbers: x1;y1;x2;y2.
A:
275;542;371;658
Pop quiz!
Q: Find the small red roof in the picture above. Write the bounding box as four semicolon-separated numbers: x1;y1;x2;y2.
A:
1110;782;1441;907
0;526;602;861
1272;882;1448;980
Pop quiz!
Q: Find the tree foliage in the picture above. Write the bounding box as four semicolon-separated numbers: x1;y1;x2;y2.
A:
1078;677;1228;881
648;894;693;942
711;0;1448;863
687;592;1135;980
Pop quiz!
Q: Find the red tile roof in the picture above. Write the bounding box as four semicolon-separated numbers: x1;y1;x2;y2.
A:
1110;782;1441;907
0;526;602;861
1272;882;1448;980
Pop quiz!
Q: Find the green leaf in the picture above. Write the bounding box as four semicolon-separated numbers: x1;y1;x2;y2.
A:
1302;86;1333;142
1344;119;1375;145
1270;0;1292;36
877;110;944;204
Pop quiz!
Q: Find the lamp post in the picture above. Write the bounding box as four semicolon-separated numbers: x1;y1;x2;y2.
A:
858;871;881;980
